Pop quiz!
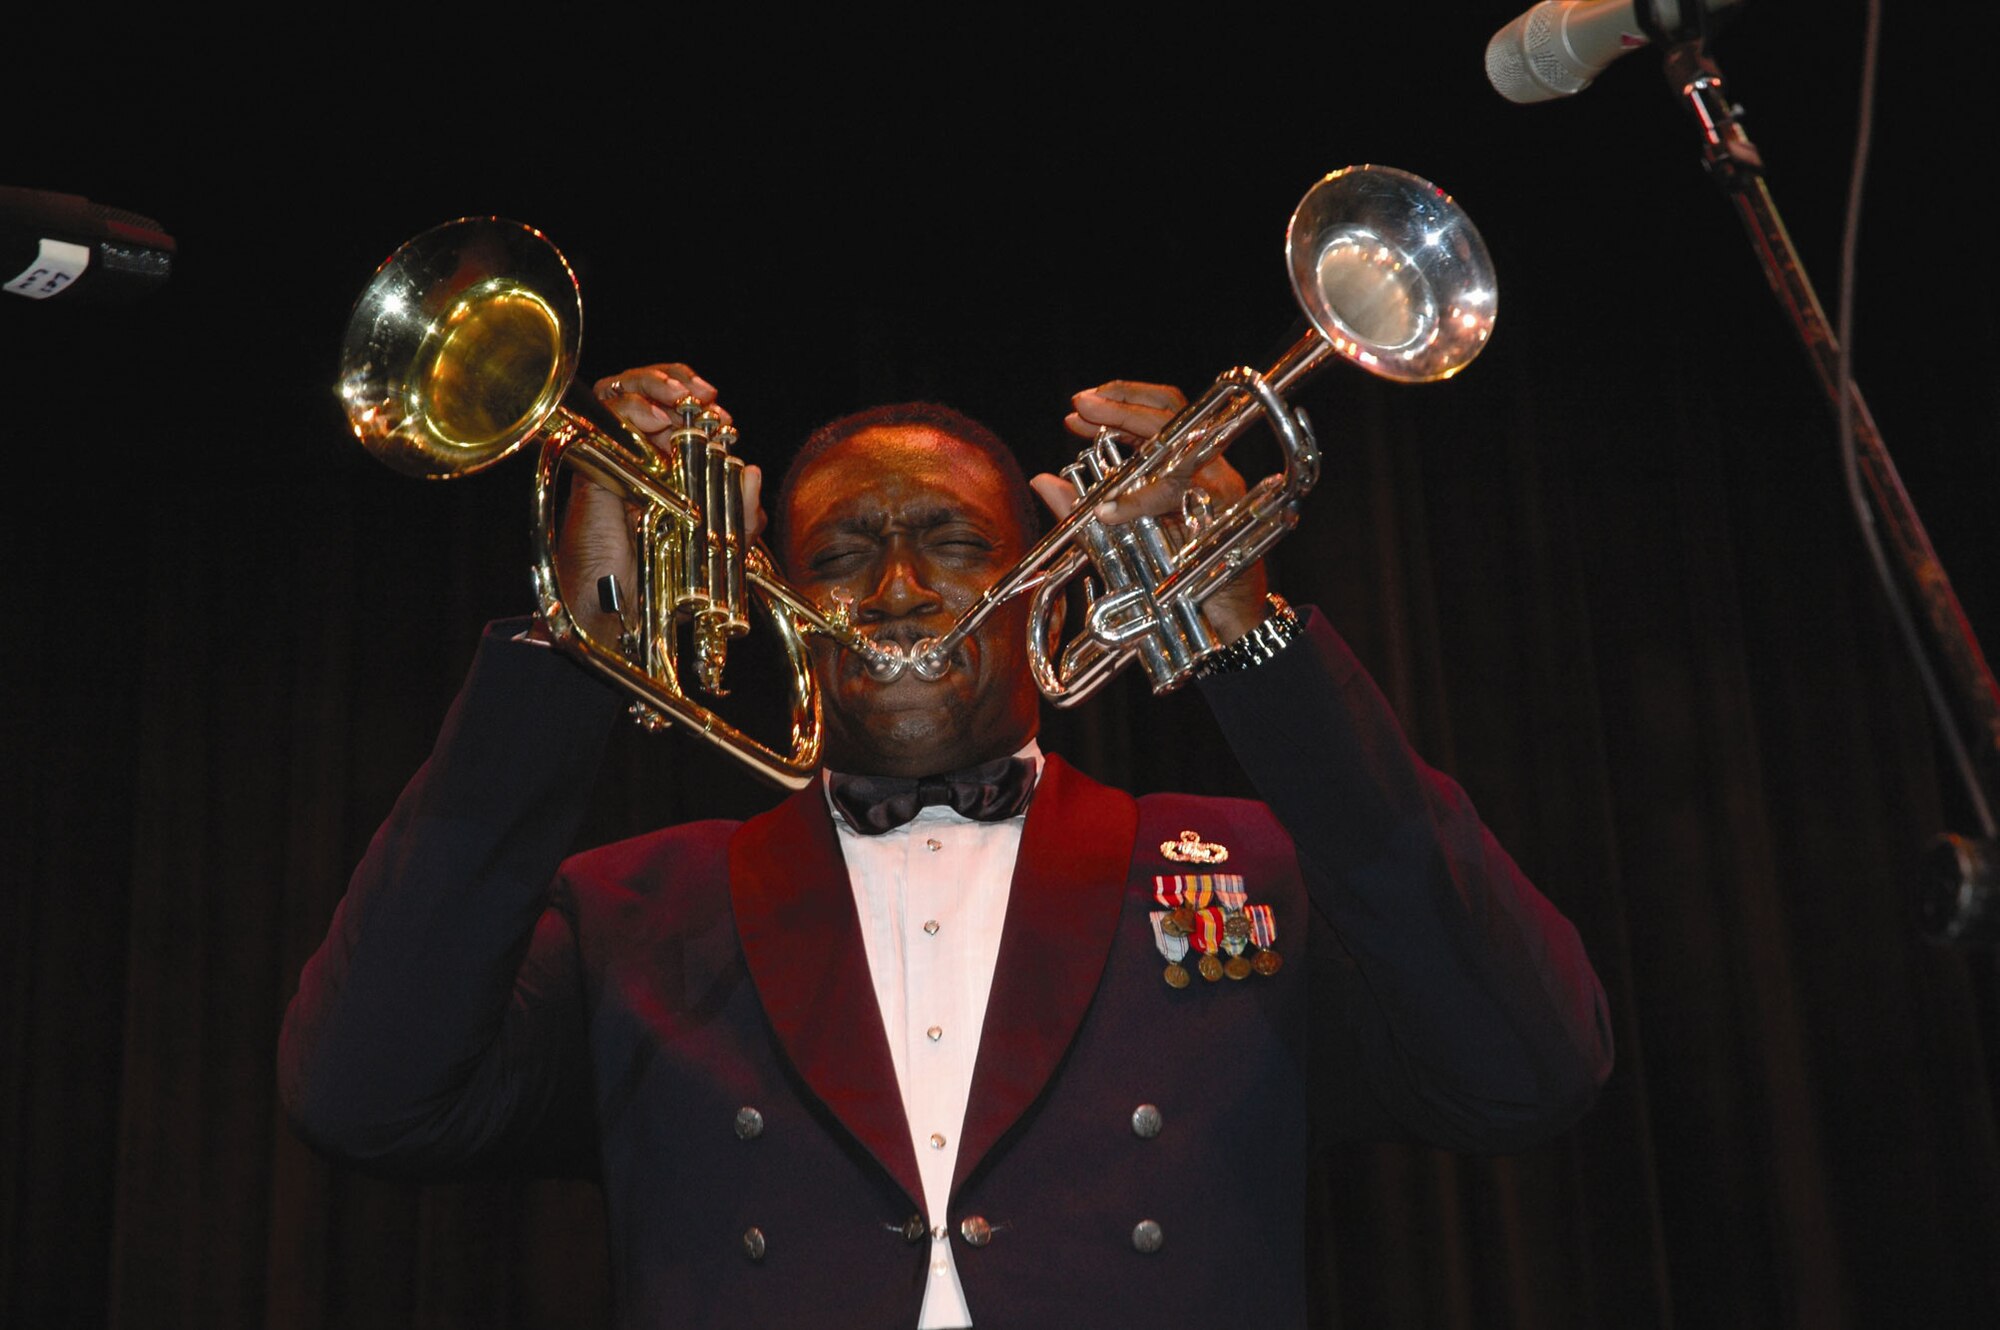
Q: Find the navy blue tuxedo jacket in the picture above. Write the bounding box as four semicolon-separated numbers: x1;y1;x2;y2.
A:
281;610;1611;1328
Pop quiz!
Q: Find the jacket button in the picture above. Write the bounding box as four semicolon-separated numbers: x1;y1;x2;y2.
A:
742;1227;767;1261
1131;1219;1164;1254
734;1107;765;1140
900;1214;927;1244
1130;1104;1163;1138
959;1215;993;1247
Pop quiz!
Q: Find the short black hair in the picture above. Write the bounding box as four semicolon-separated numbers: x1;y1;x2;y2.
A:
770;401;1043;559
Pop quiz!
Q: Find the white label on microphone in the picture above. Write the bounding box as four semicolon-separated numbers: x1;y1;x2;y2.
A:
4;238;91;299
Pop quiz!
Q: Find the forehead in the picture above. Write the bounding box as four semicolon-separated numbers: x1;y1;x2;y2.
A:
785;426;1019;534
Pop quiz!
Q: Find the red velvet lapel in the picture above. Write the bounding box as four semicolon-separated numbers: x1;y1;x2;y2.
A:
953;755;1137;1193
729;784;923;1208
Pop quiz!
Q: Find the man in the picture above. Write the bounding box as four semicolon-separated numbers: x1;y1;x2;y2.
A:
280;364;1612;1329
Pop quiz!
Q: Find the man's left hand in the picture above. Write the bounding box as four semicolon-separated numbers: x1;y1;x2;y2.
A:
1028;380;1273;646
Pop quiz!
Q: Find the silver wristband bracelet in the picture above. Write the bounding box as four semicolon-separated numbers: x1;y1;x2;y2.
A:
1195;594;1300;678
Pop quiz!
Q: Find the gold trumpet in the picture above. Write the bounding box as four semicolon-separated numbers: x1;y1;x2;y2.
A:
885;164;1499;703
335;217;895;790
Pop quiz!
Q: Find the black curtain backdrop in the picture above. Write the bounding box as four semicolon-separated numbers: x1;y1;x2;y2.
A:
8;7;1998;1327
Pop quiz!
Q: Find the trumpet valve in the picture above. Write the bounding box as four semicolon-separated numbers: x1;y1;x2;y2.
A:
1088;430;1127;476
1060;458;1099;501
694;611;735;696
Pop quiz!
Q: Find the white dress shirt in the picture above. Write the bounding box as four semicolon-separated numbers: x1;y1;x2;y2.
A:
829;743;1042;1330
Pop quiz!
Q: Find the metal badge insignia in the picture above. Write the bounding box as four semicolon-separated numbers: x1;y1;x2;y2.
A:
1160;830;1229;864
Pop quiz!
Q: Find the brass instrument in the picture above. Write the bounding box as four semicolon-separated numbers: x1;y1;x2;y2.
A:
335;217;897;791
334;164;1494;785
882;164;1499;703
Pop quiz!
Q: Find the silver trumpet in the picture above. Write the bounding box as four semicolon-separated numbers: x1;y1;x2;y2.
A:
881;164;1499;704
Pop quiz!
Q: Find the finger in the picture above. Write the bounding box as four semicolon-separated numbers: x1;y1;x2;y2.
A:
629;364;720;410
603;390;679;435
1089;380;1187;409
1184;452;1249;503
591;365;718;407
592;367;695;402
1095;453;1246;525
1070;385;1184;440
594;366;732;433
741;464;766;541
1063;405;1177;441
593;369;686;431
1029;472;1081;519
1091;475;1189;526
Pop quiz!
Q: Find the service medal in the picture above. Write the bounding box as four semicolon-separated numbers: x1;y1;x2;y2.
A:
1149;910;1194;990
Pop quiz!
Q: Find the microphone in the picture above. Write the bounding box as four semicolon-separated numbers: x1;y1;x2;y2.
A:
1;187;175;304
1485;0;1741;104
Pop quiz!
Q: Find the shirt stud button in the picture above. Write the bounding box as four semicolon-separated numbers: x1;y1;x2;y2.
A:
929;1132;947;1150
926;837;942;851
927;1025;943;1042
924;920;940;936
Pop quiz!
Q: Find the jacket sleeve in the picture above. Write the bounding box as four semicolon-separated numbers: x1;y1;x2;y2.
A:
278;622;624;1178
1198;607;1614;1153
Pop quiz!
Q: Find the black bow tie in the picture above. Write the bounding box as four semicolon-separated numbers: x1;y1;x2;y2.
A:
827;755;1037;836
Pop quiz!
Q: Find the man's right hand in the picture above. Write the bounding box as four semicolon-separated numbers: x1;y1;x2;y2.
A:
544;363;760;646
1032;380;1271;647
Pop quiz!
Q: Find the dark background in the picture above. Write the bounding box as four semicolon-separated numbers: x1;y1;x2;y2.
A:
8;4;1999;1326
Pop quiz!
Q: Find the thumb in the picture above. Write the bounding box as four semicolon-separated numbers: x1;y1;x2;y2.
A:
1029;472;1079;520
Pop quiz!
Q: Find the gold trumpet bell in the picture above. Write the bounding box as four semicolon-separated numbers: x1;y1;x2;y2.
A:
338;218;582;478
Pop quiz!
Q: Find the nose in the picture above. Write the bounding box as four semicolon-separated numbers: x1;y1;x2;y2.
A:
856;539;943;624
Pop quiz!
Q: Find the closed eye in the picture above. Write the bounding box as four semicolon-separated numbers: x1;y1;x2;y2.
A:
809;545;873;573
924;524;996;554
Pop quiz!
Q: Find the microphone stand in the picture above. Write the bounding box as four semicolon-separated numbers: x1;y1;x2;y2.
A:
1657;39;2000;944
